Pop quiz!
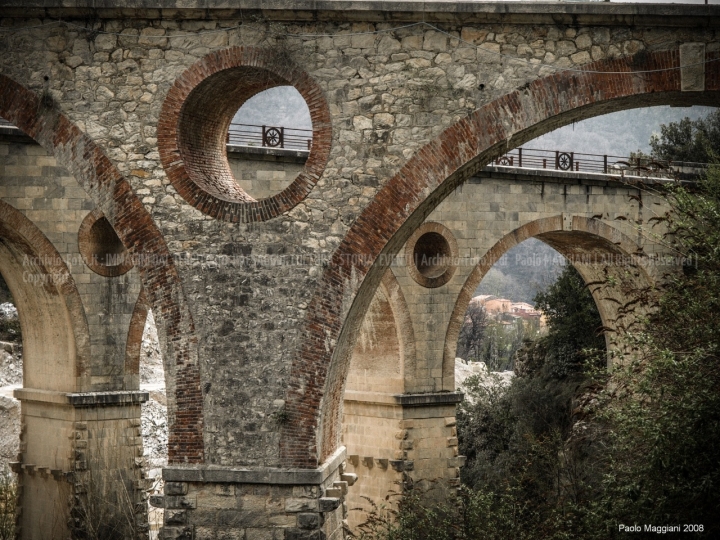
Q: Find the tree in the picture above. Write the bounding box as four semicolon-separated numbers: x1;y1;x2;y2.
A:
456;303;487;361
587;163;720;536
650;109;720;163
531;264;605;377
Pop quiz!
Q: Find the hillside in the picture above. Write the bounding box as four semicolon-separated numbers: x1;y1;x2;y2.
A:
475;238;565;304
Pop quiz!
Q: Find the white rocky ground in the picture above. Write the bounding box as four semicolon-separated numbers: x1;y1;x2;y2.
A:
0;303;21;471
455;357;514;399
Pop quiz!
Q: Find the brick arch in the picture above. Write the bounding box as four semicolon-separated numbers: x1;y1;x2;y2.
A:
441;215;654;388
282;48;720;467
158;46;332;222
0;199;90;389
0;75;204;463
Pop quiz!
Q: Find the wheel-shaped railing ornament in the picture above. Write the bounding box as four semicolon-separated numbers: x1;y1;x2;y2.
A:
557;152;572;171
263;126;283;148
496;156;513;166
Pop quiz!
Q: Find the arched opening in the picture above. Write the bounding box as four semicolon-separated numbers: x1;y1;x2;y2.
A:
125;291;167;537
454;237;563;384
341;271;414;530
0;199;89;538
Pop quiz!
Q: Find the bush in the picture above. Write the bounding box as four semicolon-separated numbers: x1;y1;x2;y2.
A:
0;466;16;540
0;318;20;343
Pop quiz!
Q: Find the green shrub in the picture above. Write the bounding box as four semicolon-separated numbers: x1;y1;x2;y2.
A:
0;467;16;540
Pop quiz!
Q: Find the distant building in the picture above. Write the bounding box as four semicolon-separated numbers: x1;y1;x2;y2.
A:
470;295;546;328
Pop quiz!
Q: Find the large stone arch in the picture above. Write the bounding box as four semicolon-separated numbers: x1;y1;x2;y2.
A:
0;75;204;463
442;215;654;387
283;47;720;466
0;199;90;390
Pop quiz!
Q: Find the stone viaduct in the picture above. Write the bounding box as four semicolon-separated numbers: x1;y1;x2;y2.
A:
0;1;718;538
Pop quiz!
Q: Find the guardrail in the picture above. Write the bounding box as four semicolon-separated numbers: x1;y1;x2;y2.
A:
492;147;707;180
226;123;312;151
0;117;709;180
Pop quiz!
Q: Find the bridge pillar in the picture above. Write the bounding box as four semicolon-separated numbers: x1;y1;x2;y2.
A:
156;447;347;540
342;392;464;531
12;389;149;540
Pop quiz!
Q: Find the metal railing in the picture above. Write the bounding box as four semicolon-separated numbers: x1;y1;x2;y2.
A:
491;147;707;180
226;122;312;151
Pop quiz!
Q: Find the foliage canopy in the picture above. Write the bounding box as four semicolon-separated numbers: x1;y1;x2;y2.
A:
650;109;720;163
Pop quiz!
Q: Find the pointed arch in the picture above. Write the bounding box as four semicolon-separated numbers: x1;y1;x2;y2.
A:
442;215;654;387
0;199;90;390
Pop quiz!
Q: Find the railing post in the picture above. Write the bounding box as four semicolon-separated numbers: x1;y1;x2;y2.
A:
570;152;574;171
555;150;559;170
279;126;285;149
262;125;267;147
518;148;522;168
604;155;607;173
543;159;547;169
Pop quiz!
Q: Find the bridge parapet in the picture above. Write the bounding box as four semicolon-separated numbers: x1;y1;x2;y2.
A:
492;146;708;182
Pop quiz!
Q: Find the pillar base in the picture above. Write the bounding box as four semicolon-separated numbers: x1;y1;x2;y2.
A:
156;447;349;540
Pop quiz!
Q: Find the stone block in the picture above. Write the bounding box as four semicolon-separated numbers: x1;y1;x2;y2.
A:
164;496;196;510
166;482;188;496
318;497;341;512
297;512;324;530
245;529;279;540
340;473;357;486
324;488;342;499
165;510;187;525
160;526;194;540
284;529;326;540
447;456;467;468
285;498;319;513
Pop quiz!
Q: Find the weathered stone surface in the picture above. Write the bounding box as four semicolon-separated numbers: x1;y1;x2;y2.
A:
0;1;714;538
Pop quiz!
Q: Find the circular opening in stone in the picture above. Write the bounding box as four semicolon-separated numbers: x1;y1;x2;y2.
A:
177;66;315;204
227;86;312;200
413;232;452;279
89;217;127;267
78;211;133;277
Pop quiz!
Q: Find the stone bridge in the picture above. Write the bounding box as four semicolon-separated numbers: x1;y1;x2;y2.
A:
0;1;718;538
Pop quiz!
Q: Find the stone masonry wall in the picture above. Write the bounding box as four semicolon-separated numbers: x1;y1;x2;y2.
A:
227;149;307;201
